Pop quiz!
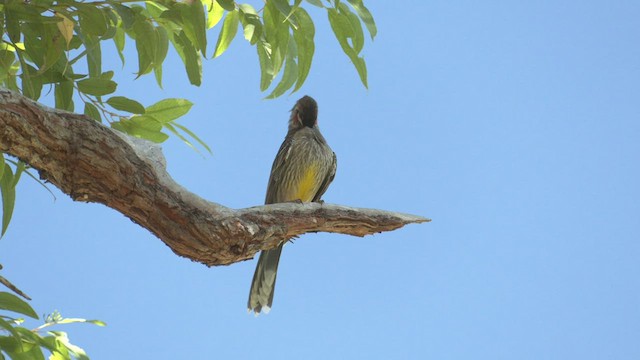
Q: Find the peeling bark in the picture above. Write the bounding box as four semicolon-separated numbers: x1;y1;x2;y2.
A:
0;90;429;266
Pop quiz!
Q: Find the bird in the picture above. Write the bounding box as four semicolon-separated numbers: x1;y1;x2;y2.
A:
247;95;337;315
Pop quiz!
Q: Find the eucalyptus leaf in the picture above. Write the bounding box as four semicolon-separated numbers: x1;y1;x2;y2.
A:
213;9;239;58
112;116;169;143
0;155;5;180
170;122;212;154
173;31;202;86
257;41;274;91
0;316;20;341
145;98;193;123
328;7;368;87
133;20;157;76
305;0;324;7
292;7;315;92
266;41;298;99
189;0;207;54
338;3;364;53
0;292;38;319
114;27;126;65
107;96;145;114
0;165;15;237
77;78;117;96
216;0;235;12
207;0;224;29
83;102;102;122
78;5;108;36
54;80;74;111
346;0;376;39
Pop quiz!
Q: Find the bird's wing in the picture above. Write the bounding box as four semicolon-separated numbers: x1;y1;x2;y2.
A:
312;151;337;202
264;135;294;204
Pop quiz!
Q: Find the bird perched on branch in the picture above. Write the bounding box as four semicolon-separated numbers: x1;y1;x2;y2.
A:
248;95;337;315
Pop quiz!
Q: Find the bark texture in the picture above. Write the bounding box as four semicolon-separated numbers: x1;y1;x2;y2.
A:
0;90;429;266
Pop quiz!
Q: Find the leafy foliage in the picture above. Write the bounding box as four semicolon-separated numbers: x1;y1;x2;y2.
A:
0;0;375;143
0;294;105;360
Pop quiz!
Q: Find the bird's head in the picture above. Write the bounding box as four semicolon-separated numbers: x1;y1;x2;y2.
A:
289;95;318;130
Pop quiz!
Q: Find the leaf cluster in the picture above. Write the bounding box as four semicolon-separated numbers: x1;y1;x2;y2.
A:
0;0;375;142
0;292;105;360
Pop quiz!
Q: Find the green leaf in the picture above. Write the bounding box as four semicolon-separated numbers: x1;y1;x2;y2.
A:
111;116;169;143
107;96;145;114
0;292;38;319
266;40;298;99
54;80;74;111
271;0;292;17
113;3;136;29
0;155;5;180
23;23;46;67
164;122;198;152
216;0;235;11
102;7;119;38
327;7;368;88
40;23;65;74
263;1;289;80
182;0;207;54
0;315;21;340
51;331;90;360
83;102;102;122
0;160;25;236
101;70;114;80
145;1;168;22
133;19;157;76
270;0;297;28
213;9;239;58
77;78;117;96
154;65;163;89
351;55;367;87
13;161;25;188
0;335;21;354
154;26;169;69
151;25;169;88
173;31;202;86
207;0;224;29
113;27;126;66
41;335;70;360
0;49;16;73
169;122;212;154
292;7;314;92
20;63;43;101
158;5;182;25
145;98;193;123
346;0;376;39
239;4;262;44
338;3;364;53
5;8;21;43
78;5;108;36
257;41;274;91
305;0;324;7
76;31;102;78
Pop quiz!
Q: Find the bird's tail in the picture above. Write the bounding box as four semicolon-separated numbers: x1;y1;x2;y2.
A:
247;244;284;314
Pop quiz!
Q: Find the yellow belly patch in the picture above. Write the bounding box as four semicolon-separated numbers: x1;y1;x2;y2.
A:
295;164;318;202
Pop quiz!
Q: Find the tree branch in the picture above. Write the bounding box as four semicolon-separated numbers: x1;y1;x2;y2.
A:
0;90;429;266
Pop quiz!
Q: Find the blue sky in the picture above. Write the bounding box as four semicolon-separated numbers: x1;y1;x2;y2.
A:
3;1;640;359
